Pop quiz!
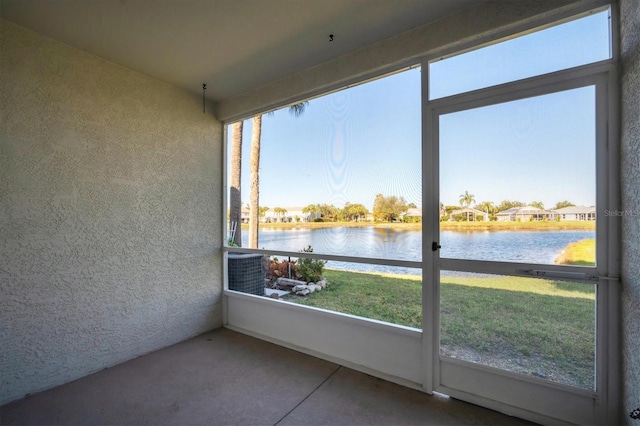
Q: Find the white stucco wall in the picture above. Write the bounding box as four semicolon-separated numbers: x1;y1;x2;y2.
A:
620;0;640;423
0;19;223;405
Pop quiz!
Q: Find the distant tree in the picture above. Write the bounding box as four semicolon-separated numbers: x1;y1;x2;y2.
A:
458;191;476;221
476;201;496;217
259;206;270;218
553;200;576;210
302;204;339;221
439;205;459;222
273;207;287;221
318;204;339;222
496;200;525;212
302;204;320;214
339;203;349;221
444;205;458;214
303;204;322;221
530;201;545;210
438;202;446;220
407;202;417;209
373;194;408;222
341;203;369;221
459;190;475;207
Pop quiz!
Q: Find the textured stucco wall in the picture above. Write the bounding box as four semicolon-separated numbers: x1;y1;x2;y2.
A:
0;19;223;405
620;0;640;423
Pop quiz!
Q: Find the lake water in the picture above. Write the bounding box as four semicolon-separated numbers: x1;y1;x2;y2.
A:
239;227;595;275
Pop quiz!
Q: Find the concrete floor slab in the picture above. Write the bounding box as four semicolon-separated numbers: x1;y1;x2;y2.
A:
1;329;338;425
278;367;534;426
1;328;535;426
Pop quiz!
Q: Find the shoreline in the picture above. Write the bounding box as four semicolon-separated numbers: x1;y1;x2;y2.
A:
240;220;596;232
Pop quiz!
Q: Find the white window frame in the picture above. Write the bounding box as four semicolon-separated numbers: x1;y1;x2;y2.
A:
221;4;619;424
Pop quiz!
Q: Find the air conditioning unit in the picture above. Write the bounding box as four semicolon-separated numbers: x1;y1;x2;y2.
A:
227;253;265;296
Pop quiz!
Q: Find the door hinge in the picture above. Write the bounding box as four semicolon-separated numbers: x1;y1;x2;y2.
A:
432;241;441;251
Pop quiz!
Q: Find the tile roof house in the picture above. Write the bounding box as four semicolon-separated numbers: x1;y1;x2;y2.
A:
554;205;597;220
495;206;558;222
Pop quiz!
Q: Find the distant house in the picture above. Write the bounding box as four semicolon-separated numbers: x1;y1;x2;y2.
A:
553;205;596;221
496;206;558;222
449;206;489;221
240;207;250;223
261;206;320;223
404;207;422;220
282;206;321;223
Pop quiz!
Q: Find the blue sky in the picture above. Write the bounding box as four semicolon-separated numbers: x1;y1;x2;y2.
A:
228;8;610;212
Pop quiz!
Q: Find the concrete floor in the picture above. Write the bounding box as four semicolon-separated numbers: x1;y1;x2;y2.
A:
1;328;535;425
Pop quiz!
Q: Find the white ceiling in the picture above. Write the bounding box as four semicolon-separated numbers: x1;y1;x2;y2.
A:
1;0;480;101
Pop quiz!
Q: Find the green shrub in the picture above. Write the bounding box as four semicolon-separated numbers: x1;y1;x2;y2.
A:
403;216;421;223
296;246;326;283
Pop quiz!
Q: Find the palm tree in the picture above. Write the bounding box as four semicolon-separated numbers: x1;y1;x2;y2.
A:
248;115;262;248
229;121;243;246
476;201;494;221
288;102;307;118
459;190;475;221
248;102;308;247
273;207;287;222
259;206;269;220
303;204;321;222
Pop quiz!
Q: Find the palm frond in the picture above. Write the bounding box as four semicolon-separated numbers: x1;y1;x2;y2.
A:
288;101;308;117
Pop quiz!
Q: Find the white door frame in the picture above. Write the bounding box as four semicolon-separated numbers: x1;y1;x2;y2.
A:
422;60;619;424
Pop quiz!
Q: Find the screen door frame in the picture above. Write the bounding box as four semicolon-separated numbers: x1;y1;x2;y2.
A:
422;61;619;424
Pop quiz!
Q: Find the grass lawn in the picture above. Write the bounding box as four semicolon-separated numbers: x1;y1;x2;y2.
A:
288;269;595;389
292;270;424;328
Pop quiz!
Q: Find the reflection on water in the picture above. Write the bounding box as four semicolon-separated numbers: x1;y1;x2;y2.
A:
240;227;594;274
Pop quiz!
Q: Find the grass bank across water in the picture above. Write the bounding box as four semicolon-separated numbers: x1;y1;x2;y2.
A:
242;220;595;232
555;238;596;266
